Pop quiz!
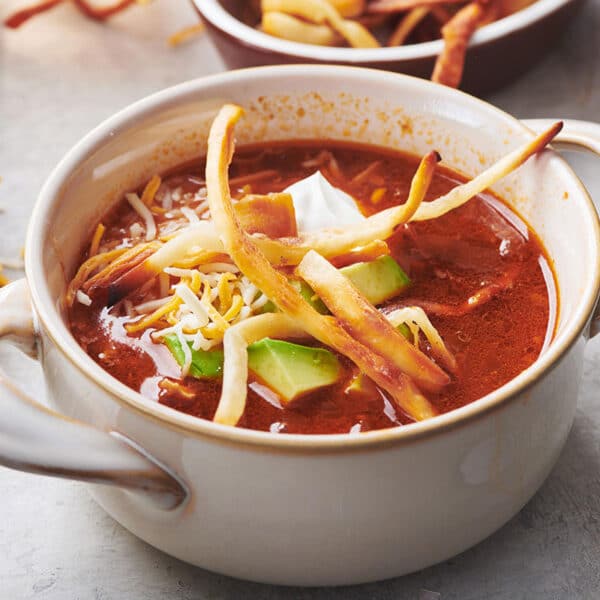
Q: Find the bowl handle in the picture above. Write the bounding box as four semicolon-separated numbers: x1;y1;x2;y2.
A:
0;279;187;510
522;119;600;339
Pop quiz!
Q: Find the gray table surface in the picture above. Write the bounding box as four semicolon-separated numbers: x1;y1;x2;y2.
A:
1;1;600;598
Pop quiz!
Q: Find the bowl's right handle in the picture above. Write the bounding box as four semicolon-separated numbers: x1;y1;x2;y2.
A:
0;279;188;510
522;118;600;339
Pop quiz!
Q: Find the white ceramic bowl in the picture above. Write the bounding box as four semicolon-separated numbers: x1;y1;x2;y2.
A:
0;66;599;586
195;0;583;93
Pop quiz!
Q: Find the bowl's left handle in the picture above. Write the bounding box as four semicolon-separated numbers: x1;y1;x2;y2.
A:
522;118;600;339
0;279;188;510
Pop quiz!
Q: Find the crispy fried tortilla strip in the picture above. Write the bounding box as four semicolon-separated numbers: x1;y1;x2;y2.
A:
431;1;486;88
88;120;557;304
329;240;389;268
72;0;136;21
411;121;562;221
89;150;438;301
255;149;439;265
261;0;379;47
4;0;64;28
235;193;298;237
206;104;439;420
297;250;449;394
328;0;366;18
214;314;309;426
388;7;430;46
386;306;457;372
262;11;341;45
369;0;464;13
168;22;206;47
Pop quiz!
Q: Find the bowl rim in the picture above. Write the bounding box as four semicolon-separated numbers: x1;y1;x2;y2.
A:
194;0;576;64
26;65;600;452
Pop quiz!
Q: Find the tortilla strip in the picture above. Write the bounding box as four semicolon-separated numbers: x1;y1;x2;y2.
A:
388;7;430;46
72;0;135;21
87;119;558;304
368;0;464;13
206;104;440;419
329;240;389;268
411;121;562;221
87;149;437;301
431;1;486;88
386;306;457;372
214;314;309;426
261;0;379;48
254;148;439;266
328;0;366;18
235;193;298;237
262;11;342;46
4;0;64;28
297;250;449;393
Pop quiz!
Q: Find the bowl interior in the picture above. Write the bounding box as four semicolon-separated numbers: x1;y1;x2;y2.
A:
29;67;600;441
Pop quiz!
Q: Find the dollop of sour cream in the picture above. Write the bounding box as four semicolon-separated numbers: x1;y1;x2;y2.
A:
283;171;366;232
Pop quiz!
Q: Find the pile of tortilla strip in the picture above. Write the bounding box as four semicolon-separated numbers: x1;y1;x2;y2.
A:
5;0;535;86
74;104;559;426
252;0;536;87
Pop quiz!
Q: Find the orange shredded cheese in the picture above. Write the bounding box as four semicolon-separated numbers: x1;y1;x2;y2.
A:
89;223;106;257
370;187;387;204
167;22;206;47
141;174;162;206
125;295;182;333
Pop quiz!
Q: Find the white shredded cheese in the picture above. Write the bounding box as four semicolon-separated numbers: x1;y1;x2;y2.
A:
181;206;200;225
76;290;92;306
160;187;173;211
134;296;171;314
251;293;270;310
126;193;157;241
195;199;209;215
164;267;200;279
171;187;182;202
175;283;210;327
129;222;144;238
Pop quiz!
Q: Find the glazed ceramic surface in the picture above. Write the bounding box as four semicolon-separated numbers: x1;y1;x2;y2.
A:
0;67;599;586
194;0;583;94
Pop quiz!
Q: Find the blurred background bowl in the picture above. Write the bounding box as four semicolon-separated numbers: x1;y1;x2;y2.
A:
193;0;583;95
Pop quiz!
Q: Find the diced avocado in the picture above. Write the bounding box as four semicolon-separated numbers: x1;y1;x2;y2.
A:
247;338;341;404
340;256;410;305
396;322;412;342
164;334;224;379
259;279;329;315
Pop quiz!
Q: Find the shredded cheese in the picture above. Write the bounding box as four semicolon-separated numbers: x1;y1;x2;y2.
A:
181;206;201;224
175;282;210;328
89;223;106;257
126;193;157;241
141;175;161;206
76;290;92;306
167;22;206;47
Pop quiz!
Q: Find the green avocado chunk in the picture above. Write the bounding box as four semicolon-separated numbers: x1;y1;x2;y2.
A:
163;334;224;379
396;322;412;342
340;256;411;305
247;338;341;404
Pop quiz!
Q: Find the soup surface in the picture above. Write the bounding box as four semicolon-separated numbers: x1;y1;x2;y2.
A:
68;141;555;434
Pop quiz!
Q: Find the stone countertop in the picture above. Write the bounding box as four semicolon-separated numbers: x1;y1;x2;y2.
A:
1;1;599;598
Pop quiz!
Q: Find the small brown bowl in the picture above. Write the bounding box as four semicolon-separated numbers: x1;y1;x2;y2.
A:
194;0;582;95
